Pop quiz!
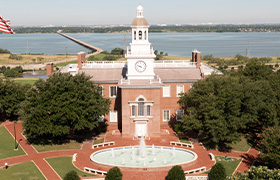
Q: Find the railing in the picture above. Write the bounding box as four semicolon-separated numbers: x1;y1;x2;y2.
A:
92;141;115;149
185;176;209;180
84;167;107;175
72;153;77;162
120;78;130;85
154;61;196;68
184;167;206;174
149;75;162;84
125;48;155;57
201;62;223;74
170;141;194;148
83;61;127;69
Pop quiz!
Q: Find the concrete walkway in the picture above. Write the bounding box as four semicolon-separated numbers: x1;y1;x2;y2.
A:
0;121;260;180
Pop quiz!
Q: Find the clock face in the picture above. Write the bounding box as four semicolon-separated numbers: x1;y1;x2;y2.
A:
135;61;147;73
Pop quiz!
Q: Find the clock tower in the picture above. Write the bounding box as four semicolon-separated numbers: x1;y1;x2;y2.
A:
125;5;156;80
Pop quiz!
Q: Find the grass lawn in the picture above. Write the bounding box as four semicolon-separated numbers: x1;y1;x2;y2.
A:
0;126;25;159
230;136;251;152
32;140;82;152
179;137;191;144
56;60;78;67
12;77;40;85
0;161;45;180
46;156;96;179
215;156;242;176
93;138;104;144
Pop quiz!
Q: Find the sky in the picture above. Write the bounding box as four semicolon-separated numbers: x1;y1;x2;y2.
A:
1;0;280;26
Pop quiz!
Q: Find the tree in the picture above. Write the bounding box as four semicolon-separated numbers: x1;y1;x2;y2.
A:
260;127;280;168
0;79;30;121
228;166;280;180
167;165;185;180
208;163;226;180
110;48;124;55
105;167;122;180
63;170;80;180
20;73;110;141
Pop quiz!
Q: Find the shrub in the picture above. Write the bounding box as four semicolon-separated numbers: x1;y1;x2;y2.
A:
101;50;110;54
275;63;279;68
9;54;22;60
105;167;122;180
167;165;185;180
209;163;226;180
87;55;100;61
0;48;11;54
103;55;117;61
63;170;80;180
173;123;183;134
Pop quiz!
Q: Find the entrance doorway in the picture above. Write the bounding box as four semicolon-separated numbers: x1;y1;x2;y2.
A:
135;123;147;137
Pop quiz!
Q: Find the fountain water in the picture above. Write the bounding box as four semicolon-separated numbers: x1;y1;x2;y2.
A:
139;135;147;159
172;146;176;158
111;148;115;158
152;144;155;155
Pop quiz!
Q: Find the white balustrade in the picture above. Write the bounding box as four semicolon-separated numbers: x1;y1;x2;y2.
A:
184;166;206;174
185;175;209;180
92;141;115;149
72;153;77;162
170;141;194;148
84;167;107;175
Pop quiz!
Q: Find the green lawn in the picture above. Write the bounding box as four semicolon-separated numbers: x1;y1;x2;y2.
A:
46;156;96;179
0;126;25;159
56;60;78;67
215;156;242;176
230;136;251;152
0;161;45;180
93;138;104;145
32;140;82;152
179;137;191;144
13;77;40;85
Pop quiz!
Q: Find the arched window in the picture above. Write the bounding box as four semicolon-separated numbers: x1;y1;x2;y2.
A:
138;98;144;116
144;31;147;40
139;31;142;40
134;31;136;40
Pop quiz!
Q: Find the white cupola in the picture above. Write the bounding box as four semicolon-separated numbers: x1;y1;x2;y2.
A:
125;5;156;80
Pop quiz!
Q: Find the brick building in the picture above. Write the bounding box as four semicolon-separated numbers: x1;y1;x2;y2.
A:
60;5;221;138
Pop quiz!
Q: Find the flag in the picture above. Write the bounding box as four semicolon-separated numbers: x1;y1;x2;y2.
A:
0;16;15;34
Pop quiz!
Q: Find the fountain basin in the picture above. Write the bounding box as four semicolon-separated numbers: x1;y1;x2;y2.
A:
90;146;197;168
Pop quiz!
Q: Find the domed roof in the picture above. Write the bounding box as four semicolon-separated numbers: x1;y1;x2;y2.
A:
132;17;149;27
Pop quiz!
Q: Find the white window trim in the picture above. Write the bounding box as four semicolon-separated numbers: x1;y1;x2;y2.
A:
109;85;117;98
176;109;184;121
110;110;118;122
163;86;170;97
176;85;184;97
163;110;170;122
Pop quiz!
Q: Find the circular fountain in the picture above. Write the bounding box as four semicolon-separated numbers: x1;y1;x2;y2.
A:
90;136;197;168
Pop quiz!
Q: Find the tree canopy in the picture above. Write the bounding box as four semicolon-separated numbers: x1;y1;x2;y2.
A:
20;73;110;141
178;62;279;150
105;167;122;180
260;126;280;168
167;165;185;180
208;163;226;180
0;79;30;121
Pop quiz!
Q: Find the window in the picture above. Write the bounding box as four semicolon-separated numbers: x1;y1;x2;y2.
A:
98;86;103;96
139;31;142;40
163;86;170;97
138;98;145;116
97;115;104;122
110;111;117;122
134;31;136;40
176;85;184;97
144;31;147;40
110;86;117;97
131;105;136;117
147;105;151;116
176;109;184;121
163;110;170;122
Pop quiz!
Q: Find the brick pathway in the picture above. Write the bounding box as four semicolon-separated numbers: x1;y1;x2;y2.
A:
0;121;260;180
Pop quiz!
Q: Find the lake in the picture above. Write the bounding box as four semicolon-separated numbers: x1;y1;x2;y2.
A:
0;32;280;57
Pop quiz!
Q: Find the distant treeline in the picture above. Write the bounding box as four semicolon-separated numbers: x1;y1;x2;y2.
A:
5;24;280;34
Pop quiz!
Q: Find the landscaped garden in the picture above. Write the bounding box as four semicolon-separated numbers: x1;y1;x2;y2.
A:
46;156;95;178
215;156;242;176
32;140;82;152
0;161;45;180
0;126;25;159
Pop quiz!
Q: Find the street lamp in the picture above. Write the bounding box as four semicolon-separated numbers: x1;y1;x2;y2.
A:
14;121;17;150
